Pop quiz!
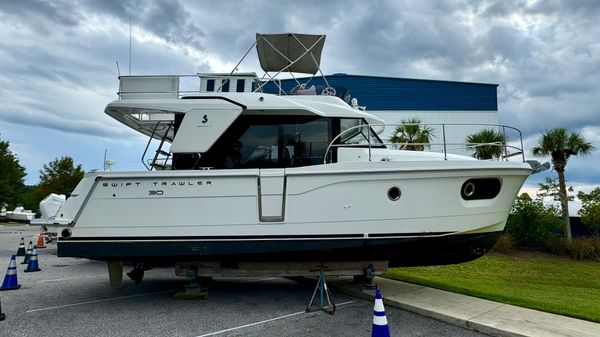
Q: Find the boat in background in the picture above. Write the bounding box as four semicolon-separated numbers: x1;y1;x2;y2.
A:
38;193;66;220
37;33;536;286
30;194;67;235
5;206;36;223
0;203;7;221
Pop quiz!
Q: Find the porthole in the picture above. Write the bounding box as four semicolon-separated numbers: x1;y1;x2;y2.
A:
461;178;501;200
388;186;401;201
463;182;476;198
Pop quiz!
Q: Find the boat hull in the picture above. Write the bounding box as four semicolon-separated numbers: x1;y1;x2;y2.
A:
55;160;530;267
58;231;501;267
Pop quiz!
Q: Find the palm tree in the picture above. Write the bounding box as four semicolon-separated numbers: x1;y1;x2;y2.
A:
532;128;595;241
465;128;506;160
389;118;434;151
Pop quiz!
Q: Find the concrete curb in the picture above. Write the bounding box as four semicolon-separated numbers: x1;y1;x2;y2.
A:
327;276;600;337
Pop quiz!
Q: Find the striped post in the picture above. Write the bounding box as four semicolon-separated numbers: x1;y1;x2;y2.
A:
371;289;390;337
0;255;21;290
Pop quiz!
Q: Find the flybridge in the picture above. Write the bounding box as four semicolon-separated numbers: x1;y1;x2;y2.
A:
117;73;261;101
116;33;337;103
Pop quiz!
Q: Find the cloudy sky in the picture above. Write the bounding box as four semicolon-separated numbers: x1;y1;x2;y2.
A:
0;0;599;195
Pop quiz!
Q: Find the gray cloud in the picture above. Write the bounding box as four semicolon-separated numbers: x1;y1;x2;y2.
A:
0;0;83;28
0;0;599;187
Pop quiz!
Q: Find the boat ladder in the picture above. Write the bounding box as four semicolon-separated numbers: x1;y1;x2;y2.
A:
142;121;174;170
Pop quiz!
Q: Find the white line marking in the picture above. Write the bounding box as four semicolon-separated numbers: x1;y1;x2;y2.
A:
195;300;357;337
230;277;276;284
38;275;103;283
38;268;172;283
26;289;175;313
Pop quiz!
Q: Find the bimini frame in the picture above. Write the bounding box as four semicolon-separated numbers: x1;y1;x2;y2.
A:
224;33;331;94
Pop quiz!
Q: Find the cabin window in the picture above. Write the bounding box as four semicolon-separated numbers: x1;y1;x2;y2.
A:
221;79;230;92
236;79;245;92
340;118;383;146
236;125;279;167
196;116;332;169
282;119;330;167
206;79;215;92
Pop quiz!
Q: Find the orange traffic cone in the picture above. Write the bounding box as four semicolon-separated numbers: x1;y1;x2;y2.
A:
35;233;46;249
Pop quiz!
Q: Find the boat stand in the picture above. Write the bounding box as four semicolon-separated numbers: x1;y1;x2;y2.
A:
174;266;210;300
306;265;336;314
361;263;377;291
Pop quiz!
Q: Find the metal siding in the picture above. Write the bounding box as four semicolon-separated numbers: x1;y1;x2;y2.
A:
262;75;497;111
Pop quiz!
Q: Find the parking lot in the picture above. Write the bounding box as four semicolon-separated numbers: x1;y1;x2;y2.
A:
0;225;487;336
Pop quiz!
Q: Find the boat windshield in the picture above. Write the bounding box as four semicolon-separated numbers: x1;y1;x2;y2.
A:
340;118;383;146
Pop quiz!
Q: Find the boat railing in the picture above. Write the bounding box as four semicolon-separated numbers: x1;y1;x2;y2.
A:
141;120;174;170
323;123;525;164
117;74;262;100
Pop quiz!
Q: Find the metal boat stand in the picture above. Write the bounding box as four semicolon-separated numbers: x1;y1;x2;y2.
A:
174;265;210;300
361;263;377;291
306;264;336;314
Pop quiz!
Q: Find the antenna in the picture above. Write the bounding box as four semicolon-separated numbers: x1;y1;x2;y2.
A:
116;61;121;77
129;16;132;75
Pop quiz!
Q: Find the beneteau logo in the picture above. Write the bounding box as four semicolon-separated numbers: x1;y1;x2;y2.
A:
196;114;210;127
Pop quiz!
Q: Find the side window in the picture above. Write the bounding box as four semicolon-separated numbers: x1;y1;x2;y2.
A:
236;79;245;92
283;119;331;166
221;79;230;92
340;118;381;145
196;116;333;169
206;79;215;92
236;125;278;168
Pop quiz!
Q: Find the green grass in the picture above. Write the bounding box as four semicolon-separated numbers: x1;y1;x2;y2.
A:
385;252;600;322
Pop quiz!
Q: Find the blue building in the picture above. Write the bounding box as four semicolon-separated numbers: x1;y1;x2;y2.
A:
263;74;500;154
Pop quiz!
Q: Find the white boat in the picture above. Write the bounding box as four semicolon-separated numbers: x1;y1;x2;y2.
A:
38;193;66;220
47;34;534;283
0;203;7;220
5;206;36;223
30;194;66;231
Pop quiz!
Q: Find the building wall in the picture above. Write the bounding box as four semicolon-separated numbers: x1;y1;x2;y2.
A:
263;74;504;158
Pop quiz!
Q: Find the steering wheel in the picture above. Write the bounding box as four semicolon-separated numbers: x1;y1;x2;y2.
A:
321;86;336;96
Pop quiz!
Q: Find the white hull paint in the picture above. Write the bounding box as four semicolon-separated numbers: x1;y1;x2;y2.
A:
56;160;529;239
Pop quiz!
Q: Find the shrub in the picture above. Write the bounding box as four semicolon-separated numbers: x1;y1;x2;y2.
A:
579;202;600;235
566;236;600;260
505;194;564;249
492;234;515;253
545;236;567;256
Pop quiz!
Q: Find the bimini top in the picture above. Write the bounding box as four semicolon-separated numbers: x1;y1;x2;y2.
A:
255;33;326;74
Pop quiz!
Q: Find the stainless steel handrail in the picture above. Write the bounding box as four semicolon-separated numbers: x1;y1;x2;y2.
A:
141;121;173;170
323;123;525;164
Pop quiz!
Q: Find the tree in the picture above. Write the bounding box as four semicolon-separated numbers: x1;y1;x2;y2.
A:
0;136;27;209
532;128;595;241
505;193;563;248
465;128;506;160
389;118;434;151
577;187;600;235
577;187;600;204
536;177;574;201
30;156;84;208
